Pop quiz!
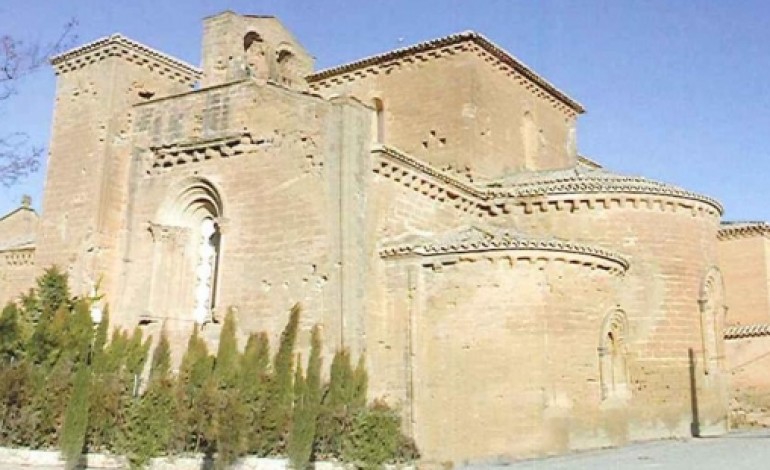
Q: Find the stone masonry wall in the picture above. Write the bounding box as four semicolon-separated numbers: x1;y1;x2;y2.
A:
501;195;728;440
312;45;574;179
718;236;770;326
399;257;619;462
38;53;194;304
0;248;35;304
115;79;371;359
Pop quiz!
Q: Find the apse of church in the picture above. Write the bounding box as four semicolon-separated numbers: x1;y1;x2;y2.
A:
0;10;739;464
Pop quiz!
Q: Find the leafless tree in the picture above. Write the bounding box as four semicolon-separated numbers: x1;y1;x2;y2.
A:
0;20;77;186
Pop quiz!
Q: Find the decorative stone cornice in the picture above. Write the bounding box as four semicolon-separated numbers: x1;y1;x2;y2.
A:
724;323;770;340
148;133;272;174
486;172;723;216
51;34;201;84
380;226;629;275
718;221;770;241
372;144;723;218
307;31;584;117
2;247;35;267
372;144;495;216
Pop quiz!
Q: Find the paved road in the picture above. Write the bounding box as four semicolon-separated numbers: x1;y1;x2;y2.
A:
462;429;770;470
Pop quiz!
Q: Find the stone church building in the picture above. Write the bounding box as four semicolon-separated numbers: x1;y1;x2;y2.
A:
3;10;767;464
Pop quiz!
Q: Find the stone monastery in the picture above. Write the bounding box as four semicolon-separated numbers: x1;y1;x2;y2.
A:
2;10;770;464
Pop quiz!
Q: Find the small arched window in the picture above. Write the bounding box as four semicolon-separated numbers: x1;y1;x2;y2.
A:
276;48;296;86
599;309;630;402
700;267;726;375
243;31;263;52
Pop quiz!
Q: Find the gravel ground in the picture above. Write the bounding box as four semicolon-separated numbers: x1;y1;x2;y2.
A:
3;431;770;469
461;429;770;470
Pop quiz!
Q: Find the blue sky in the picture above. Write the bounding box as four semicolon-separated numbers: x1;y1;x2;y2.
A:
1;1;768;221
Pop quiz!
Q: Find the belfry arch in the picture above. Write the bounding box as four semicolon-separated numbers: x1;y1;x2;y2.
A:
148;177;225;325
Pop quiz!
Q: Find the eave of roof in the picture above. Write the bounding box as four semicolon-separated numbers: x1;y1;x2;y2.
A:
725;323;770;340
307;31;584;114
380;225;629;273
50;34;202;78
718;221;770;240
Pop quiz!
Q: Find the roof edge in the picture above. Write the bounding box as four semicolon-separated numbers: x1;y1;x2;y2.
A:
51;33;202;77
379;226;629;273
718;221;770;240
307;31;584;114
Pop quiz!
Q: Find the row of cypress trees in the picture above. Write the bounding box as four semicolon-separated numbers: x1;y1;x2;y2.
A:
0;267;417;469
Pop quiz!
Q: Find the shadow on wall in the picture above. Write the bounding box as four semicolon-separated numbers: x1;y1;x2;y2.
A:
689;347;699;437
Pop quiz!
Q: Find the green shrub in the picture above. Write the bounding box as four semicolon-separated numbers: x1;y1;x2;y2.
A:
60;366;90;469
288;327;322;469
0;271;420;467
342;401;402;470
0;303;25;362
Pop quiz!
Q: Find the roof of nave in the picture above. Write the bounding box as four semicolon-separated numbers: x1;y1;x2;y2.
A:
0;237;35;253
307;31;584;114
718;221;770;240
50;34;202;79
0;202;36;225
379;225;629;273
484;164;723;213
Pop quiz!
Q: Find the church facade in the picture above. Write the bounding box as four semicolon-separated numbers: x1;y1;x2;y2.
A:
1;10;755;464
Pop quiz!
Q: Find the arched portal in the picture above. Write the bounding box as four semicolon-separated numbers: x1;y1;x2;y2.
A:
149;177;224;324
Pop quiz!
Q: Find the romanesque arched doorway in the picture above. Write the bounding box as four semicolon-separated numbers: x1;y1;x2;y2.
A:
149;177;224;324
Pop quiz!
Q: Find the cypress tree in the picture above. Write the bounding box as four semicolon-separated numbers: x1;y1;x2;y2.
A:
90;308;110;373
150;330;172;382
306;327;323;407
261;303;300;454
29;357;72;448
124;327;150;377
175;325;216;453
240;332;271;453
37;266;70;315
0;359;35;446
327;349;354;408
0;303;24;362
315;348;361;460
351;354;368;410
288;359;310;468
214;309;239;389
213;311;249;468
60;366;90;469
27;304;68;367
120;331;176;468
288;326;323;469
62;300;94;367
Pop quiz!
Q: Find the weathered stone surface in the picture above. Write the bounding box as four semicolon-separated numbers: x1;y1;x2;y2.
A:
0;10;743;464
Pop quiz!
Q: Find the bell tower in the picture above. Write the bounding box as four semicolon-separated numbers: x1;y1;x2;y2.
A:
200;11;314;89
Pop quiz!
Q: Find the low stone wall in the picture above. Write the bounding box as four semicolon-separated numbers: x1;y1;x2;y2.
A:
0;447;320;469
725;334;770;428
0;447;415;470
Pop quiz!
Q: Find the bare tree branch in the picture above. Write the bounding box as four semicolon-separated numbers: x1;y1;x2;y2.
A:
0;19;76;186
